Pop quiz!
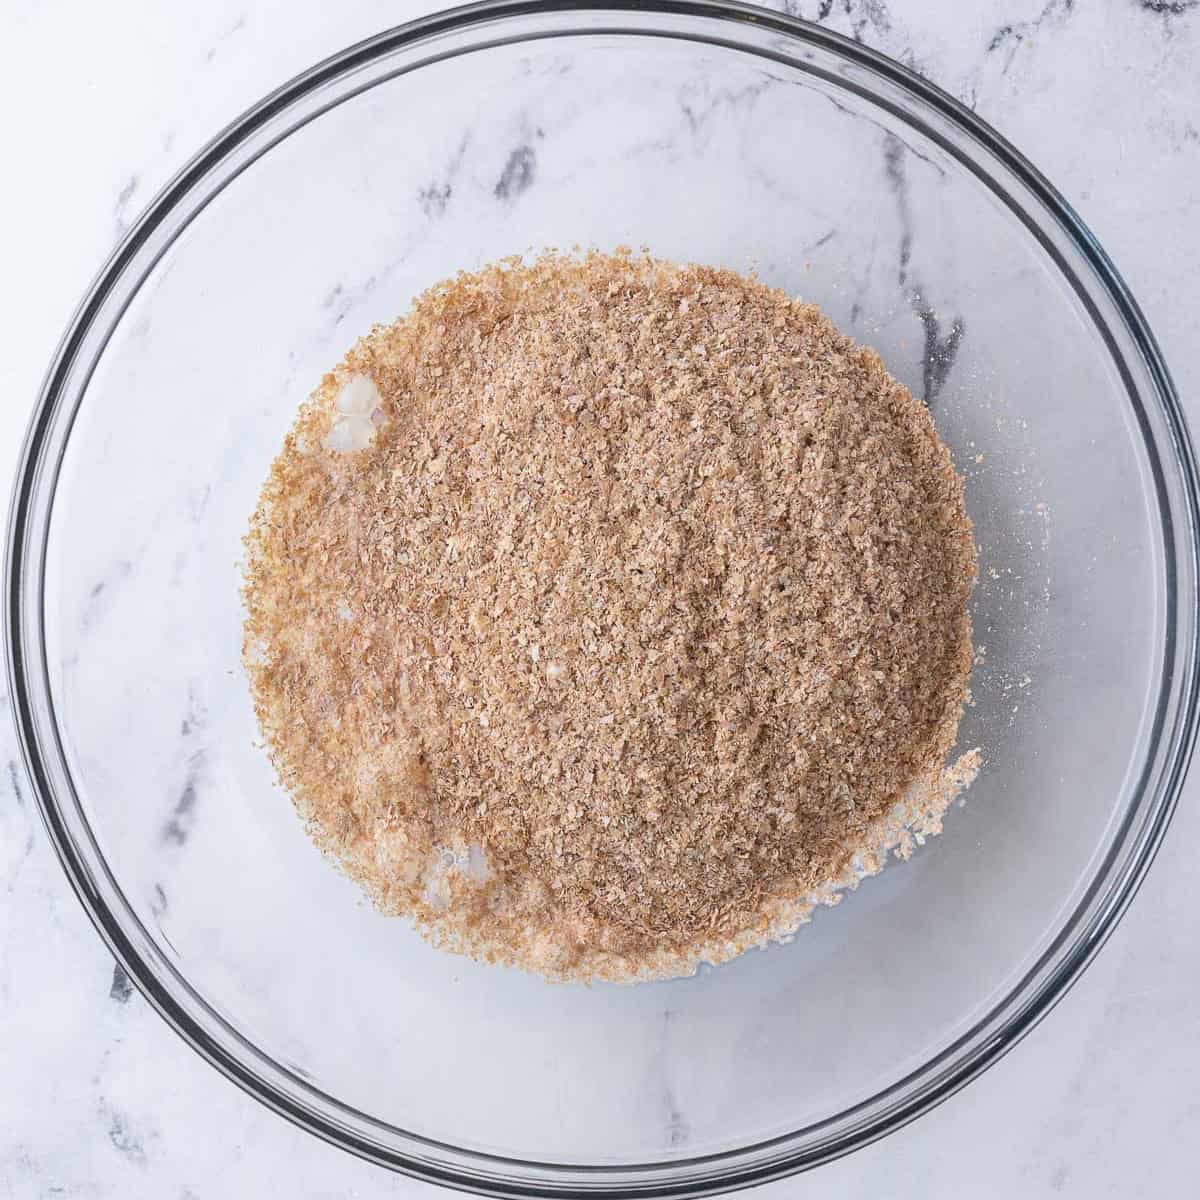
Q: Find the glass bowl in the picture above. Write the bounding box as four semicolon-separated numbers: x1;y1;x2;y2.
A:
8;1;1199;1194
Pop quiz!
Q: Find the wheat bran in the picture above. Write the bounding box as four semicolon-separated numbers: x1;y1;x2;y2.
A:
242;250;977;982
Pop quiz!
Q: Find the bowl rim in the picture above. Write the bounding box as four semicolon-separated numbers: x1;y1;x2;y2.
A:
7;1;1200;1194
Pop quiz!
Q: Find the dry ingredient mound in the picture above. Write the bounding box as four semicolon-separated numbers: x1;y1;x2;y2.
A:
243;251;977;983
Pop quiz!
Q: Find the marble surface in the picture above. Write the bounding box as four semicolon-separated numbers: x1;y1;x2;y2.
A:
3;1;1200;1196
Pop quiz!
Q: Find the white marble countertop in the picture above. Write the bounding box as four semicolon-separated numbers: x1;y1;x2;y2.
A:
2;1;1199;1196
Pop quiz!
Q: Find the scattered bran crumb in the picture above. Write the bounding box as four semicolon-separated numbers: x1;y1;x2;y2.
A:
242;250;978;983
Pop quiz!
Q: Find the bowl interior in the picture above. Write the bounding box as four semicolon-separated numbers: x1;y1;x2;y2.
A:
36;17;1169;1172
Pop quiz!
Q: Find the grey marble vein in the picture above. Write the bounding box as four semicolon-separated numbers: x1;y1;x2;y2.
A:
882;133;965;404
494;143;537;201
80;560;133;633
113;175;139;239
322;274;378;327
841;0;892;44
678;77;775;135
822;89;946;174
161;689;207;847
986;0;1077;75
420;132;471;217
7;759;24;807
653;1010;691;1149
108;963;134;1005
1140;0;1198;15
804;228;838;253
912;292;966;406
204;14;248;63
104;1106;147;1164
160;768;200;847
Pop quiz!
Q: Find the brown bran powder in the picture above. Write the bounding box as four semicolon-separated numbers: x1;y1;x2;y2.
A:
243;251;977;983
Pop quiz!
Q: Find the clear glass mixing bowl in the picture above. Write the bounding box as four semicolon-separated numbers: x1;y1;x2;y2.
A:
7;2;1199;1194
